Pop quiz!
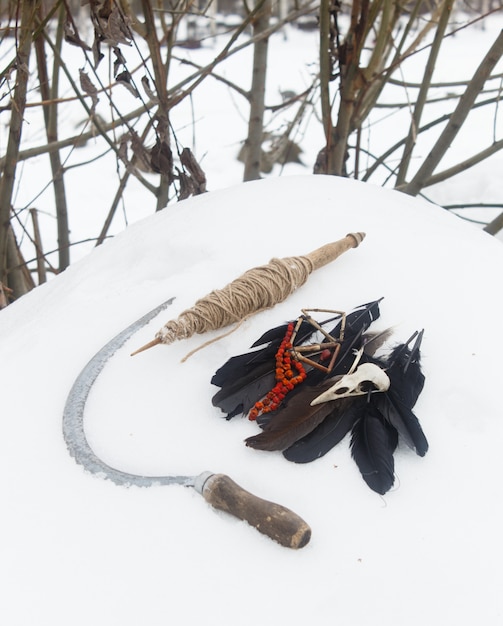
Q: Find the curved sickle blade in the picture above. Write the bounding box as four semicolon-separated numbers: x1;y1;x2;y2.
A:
62;297;311;548
62;298;190;486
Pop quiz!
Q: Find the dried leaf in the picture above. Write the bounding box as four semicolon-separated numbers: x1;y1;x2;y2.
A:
115;71;139;98
92;35;104;68
64;19;91;51
102;6;132;46
117;134;129;165
177;170;195;200
79;69;99;114
141;76;158;103
112;46;126;78
97;0;112;19
150;140;173;177
180;148;207;193
129;132;153;173
0;281;12;309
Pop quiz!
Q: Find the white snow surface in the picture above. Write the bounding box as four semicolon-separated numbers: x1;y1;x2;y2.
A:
2;174;503;625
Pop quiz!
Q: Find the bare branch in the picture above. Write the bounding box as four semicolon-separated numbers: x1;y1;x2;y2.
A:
402;29;503;196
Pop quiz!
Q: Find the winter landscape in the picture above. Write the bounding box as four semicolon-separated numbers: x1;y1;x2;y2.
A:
1;5;503;626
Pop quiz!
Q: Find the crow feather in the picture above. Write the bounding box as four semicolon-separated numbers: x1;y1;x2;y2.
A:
350;405;398;495
385;333;425;408
376;393;428;456
212;366;276;418
376;332;428;455
283;397;366;462
245;381;343;451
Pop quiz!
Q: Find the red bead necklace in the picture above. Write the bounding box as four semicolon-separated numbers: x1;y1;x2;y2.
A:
248;322;307;421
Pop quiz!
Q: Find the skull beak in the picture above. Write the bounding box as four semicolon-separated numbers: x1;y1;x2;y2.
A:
310;375;344;406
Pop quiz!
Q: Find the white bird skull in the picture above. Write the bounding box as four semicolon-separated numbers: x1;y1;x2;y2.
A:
310;363;390;405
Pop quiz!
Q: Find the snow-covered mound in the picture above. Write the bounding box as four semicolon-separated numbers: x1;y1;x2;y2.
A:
2;175;502;625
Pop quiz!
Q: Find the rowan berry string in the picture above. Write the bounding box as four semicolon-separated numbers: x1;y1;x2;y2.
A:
248;322;307;421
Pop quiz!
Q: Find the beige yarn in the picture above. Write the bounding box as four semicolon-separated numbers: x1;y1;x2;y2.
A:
130;234;365;358
155;255;314;345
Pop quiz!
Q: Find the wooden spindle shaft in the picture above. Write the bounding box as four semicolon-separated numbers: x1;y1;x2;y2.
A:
305;232;365;271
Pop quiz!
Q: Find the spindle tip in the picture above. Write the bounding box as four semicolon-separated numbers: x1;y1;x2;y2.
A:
130;337;162;356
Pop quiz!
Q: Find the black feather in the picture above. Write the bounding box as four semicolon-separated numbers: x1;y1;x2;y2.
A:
212;367;276;418
377;393;428;456
211;341;285;418
211;344;278;389
283;397;365;463
377;331;428;455
210;321;316;391
386;331;425;408
350;405;398;495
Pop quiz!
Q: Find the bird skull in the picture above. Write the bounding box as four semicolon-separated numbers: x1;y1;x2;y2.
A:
311;363;390;405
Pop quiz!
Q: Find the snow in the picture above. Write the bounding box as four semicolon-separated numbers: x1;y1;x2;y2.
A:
2;174;503;625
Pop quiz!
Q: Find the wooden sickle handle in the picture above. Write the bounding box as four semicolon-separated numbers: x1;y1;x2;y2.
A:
196;473;311;549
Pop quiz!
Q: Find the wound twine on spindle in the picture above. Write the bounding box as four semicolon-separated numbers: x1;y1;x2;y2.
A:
130;233;365;358
157;256;313;346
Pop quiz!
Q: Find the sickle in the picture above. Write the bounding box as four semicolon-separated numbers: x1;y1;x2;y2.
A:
63;298;311;549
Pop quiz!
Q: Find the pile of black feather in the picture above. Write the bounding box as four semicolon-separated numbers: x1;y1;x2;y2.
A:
211;300;428;495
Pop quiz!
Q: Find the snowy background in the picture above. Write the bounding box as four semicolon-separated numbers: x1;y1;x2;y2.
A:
1;8;503;626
